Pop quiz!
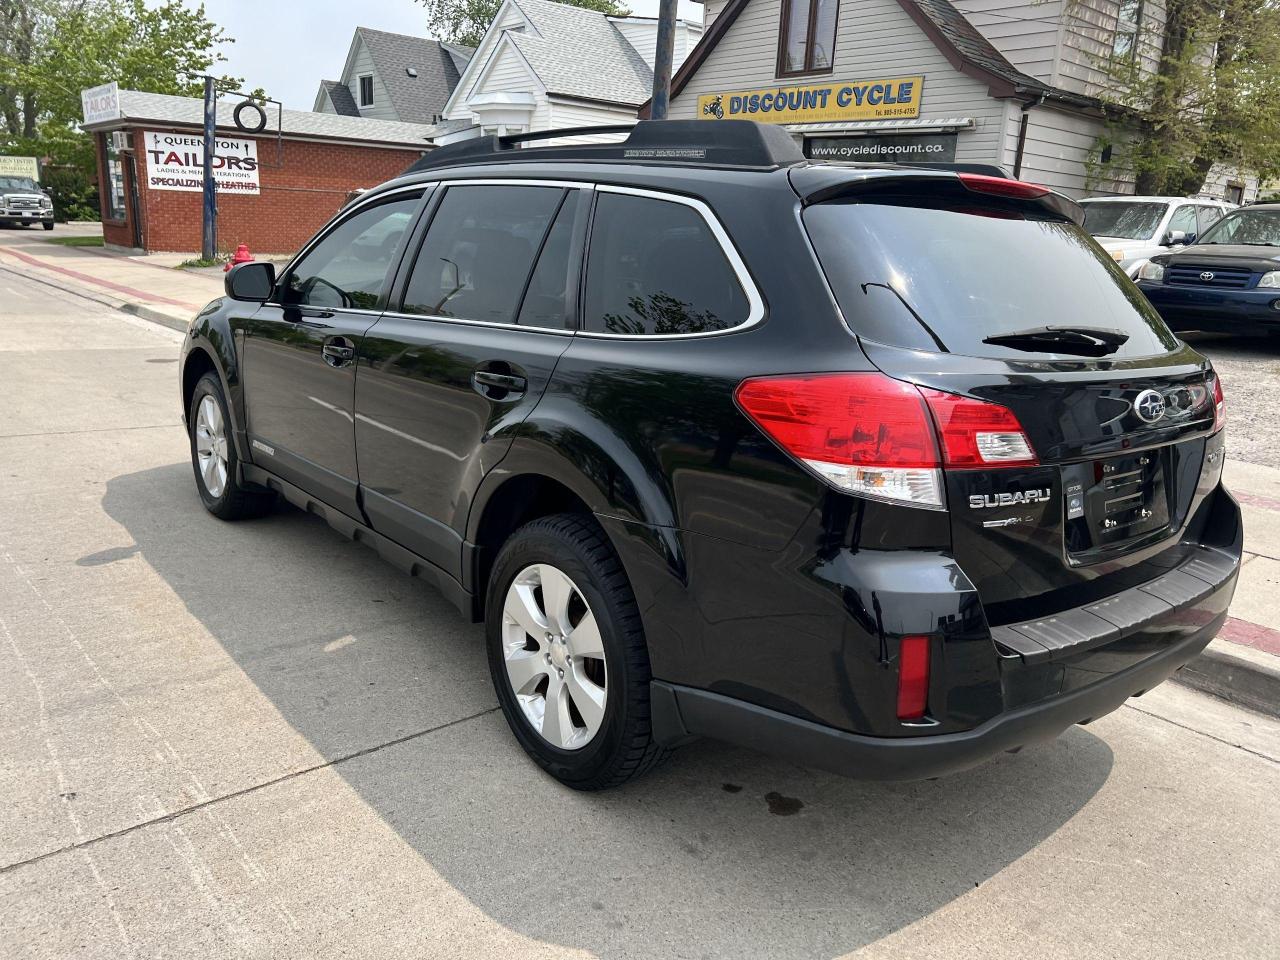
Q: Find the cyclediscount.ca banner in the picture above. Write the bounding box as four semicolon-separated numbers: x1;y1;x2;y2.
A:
803;133;958;163
142;131;261;195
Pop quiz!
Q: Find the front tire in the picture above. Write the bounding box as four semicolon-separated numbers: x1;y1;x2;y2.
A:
187;372;273;520
41;221;54;231
486;514;667;790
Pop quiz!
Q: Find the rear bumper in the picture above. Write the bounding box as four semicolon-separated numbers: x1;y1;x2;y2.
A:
651;542;1238;780
1138;281;1280;333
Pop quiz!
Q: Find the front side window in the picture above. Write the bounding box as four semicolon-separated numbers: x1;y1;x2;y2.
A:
778;0;839;76
1196;205;1224;235
1199;208;1280;246
283;195;420;309
401;184;566;324
583;192;749;336
359;74;374;107
1112;0;1142;60
1167;204;1198;239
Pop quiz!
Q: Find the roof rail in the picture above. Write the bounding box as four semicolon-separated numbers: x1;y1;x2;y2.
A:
402;120;806;174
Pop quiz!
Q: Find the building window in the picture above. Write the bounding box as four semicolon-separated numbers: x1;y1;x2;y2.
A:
1225;183;1245;205
358;74;374;107
1112;0;1142;61
103;137;127;221
777;0;839;76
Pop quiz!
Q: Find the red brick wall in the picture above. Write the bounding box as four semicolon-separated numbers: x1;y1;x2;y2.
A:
125;126;424;255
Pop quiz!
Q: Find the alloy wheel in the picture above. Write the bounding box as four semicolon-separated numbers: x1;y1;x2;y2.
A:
194;394;229;498
501;563;608;750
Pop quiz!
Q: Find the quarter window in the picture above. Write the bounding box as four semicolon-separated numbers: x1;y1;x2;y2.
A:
517;191;581;329
778;0;839;76
282;195;420;309
401;184;565;324
583;192;749;336
358;74;374;107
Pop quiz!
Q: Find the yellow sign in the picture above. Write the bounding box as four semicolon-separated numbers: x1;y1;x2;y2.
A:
697;76;924;124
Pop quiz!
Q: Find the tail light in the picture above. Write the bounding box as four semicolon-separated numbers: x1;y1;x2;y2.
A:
1211;373;1226;433
896;635;931;720
958;172;1050;200
734;373;1038;509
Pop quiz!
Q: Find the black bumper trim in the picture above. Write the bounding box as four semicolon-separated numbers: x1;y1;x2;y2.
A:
650;612;1224;781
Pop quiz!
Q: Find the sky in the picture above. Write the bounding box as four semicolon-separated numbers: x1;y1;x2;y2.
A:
170;0;706;111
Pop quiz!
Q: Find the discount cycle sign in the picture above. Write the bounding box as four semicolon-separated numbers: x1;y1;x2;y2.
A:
142;131;260;195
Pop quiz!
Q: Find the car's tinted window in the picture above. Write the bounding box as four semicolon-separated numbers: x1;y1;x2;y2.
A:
1079;201;1167;240
583;192;747;335
283;196;420;309
516;191;580;329
1198;208;1280;245
805;197;1179;360
1168;204;1198;238
1196;205;1224;235
402;184;564;323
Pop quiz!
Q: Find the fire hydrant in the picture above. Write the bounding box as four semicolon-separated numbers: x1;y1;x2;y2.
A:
224;243;254;271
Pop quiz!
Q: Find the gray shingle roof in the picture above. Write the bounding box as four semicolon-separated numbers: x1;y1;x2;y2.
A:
508;0;653;105
88;89;436;147
357;27;473;123
317;79;359;117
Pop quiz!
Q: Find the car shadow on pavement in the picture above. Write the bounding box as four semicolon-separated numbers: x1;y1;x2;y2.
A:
103;463;1114;960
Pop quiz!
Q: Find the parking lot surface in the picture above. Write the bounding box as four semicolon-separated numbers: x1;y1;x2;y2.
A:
1186;332;1280;469
1;265;1277;959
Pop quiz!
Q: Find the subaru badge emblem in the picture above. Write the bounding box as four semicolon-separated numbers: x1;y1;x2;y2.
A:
1133;388;1166;423
1200;271;1215;281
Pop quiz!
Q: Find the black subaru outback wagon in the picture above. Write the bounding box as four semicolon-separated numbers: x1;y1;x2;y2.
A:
180;121;1240;789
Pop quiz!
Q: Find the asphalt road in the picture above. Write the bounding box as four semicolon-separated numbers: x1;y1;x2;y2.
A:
1;265;1277;960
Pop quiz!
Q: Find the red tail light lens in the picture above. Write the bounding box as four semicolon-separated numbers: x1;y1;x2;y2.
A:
1211;373;1226;433
897;635;931;720
735;373;1039;508
921;389;1039;467
958;172;1050;200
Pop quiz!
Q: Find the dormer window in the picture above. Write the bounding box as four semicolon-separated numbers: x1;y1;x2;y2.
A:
777;0;839;77
358;74;374;107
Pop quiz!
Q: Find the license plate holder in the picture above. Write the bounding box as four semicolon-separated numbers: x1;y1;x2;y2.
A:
1064;450;1170;555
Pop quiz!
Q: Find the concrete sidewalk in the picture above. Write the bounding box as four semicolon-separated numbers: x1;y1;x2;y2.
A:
2;227;1276;717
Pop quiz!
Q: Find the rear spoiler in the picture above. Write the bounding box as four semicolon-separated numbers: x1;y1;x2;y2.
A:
790;164;1084;226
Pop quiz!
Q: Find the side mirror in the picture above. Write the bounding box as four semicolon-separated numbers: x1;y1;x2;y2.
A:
1162;230;1187;246
225;261;275;302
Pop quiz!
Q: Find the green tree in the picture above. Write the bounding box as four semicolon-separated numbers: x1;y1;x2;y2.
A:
0;1;235;177
420;0;630;49
1090;0;1280;194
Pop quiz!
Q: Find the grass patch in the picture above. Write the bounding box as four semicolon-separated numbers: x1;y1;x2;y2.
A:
179;257;221;269
44;234;104;247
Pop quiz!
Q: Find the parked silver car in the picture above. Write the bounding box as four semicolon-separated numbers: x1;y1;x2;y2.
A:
1079;196;1236;277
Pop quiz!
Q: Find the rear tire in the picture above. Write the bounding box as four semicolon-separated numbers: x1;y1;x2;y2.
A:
486;514;667;790
187;372;273;520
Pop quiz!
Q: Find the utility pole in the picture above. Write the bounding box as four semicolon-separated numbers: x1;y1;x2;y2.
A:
650;0;678;120
201;75;217;261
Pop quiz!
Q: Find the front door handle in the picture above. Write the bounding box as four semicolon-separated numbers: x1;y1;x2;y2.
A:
322;337;356;367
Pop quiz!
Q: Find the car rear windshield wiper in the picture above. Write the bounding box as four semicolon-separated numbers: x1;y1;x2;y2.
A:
982;325;1129;357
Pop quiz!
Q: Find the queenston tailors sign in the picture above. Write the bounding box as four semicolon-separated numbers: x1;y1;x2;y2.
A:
698;76;924;124
143;131;260;195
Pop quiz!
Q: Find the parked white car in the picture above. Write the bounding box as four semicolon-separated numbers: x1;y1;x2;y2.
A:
1078;196;1236;277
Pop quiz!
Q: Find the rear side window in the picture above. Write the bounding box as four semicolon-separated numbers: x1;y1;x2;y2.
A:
804;197;1179;360
401;184;564;323
583;192;748;335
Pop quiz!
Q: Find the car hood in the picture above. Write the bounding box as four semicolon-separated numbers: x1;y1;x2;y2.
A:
1;192;47;202
1091;235;1147;250
1157;243;1280;271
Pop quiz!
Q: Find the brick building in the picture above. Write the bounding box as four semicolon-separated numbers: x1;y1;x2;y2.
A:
80;88;435;255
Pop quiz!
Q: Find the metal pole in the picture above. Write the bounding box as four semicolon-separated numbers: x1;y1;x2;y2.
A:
650;0;678;120
201;75;217;260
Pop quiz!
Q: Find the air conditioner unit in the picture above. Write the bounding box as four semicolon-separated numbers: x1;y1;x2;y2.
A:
111;130;132;152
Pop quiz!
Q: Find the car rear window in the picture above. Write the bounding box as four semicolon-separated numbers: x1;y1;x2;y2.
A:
1079;201;1167;240
804;197;1179;360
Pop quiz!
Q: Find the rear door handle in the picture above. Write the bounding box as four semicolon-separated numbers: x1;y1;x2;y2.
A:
322;337;356;367
472;370;528;394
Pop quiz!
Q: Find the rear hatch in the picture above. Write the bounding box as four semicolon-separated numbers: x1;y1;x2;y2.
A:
796;167;1222;624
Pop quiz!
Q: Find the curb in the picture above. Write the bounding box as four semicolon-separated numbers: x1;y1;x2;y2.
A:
1174;639;1280;719
0;257;191;333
